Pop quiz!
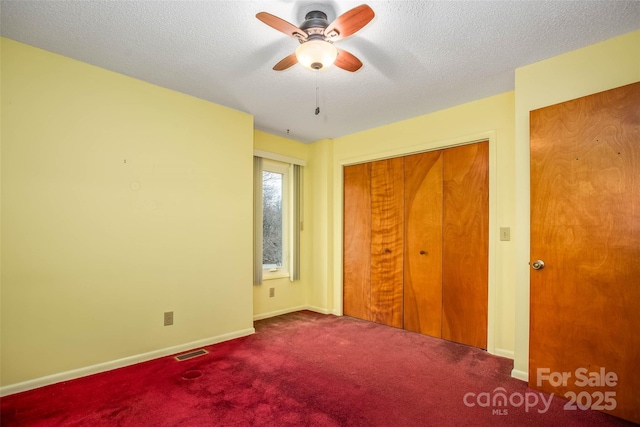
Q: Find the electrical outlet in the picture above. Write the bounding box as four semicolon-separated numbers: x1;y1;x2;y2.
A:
269;288;275;298
164;311;174;326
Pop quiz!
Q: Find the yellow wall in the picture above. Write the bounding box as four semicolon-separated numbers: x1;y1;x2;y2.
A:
512;30;640;380
325;92;517;357
308;139;335;312
1;38;254;387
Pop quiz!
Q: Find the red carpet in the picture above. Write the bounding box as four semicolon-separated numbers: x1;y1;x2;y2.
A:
1;311;635;426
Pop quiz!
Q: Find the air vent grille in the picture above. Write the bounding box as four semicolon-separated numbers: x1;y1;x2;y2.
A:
174;348;208;361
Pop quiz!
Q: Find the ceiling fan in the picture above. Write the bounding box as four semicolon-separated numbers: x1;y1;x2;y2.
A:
256;4;375;72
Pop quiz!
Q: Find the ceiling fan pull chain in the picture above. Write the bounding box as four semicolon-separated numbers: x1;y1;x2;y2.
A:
315;71;320;115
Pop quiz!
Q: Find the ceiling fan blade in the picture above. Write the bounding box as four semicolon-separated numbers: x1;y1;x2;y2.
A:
334;48;363;72
256;12;308;41
273;53;298;71
324;4;374;41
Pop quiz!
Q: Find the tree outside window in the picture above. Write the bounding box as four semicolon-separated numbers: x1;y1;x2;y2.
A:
262;171;283;267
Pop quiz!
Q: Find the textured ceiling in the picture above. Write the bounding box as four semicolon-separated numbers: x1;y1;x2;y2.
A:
2;1;639;143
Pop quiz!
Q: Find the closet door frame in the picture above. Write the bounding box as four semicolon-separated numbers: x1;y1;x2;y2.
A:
335;131;499;355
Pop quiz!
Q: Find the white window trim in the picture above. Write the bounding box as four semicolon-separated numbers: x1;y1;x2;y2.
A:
253;150;306;167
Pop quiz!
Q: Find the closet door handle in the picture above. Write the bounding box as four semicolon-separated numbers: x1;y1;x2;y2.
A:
419;250;427;255
384;248;392;253
532;260;545;270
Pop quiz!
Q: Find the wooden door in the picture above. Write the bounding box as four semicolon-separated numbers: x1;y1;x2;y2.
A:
529;82;640;423
343;163;372;321
442;142;489;349
404;151;443;337
370;157;404;328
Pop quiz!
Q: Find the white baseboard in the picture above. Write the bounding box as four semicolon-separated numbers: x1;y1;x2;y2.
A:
0;327;255;397
511;368;529;382
252;305;309;321
494;348;515;360
305;305;332;315
252;305;333;321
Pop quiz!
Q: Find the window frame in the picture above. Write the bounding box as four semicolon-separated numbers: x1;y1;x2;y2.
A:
261;159;290;280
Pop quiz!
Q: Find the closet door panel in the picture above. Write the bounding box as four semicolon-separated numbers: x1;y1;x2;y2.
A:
442;142;489;349
370;157;404;328
403;151;443;337
343;163;372;321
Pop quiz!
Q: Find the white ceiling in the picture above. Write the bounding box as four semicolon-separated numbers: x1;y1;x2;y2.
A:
2;1;639;143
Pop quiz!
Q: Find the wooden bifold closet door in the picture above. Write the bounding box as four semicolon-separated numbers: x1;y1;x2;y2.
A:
343;141;488;349
370;158;404;328
343;163;372;321
441;142;488;349
404;151;443;337
343;158;404;328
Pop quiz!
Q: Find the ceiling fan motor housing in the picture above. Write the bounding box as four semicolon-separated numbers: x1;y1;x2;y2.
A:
300;11;337;40
300;11;329;33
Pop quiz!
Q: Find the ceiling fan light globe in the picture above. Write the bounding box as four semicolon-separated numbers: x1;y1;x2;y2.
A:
295;40;338;70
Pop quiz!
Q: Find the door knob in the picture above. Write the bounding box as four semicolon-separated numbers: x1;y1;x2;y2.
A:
532;260;545;270
419;250;427;255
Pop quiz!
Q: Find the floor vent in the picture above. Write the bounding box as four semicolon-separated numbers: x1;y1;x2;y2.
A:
175;348;208;361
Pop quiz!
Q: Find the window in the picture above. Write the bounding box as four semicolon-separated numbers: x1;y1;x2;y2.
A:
253;153;303;285
262;159;289;278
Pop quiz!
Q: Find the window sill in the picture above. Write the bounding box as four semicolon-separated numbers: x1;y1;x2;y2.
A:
262;271;290;280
